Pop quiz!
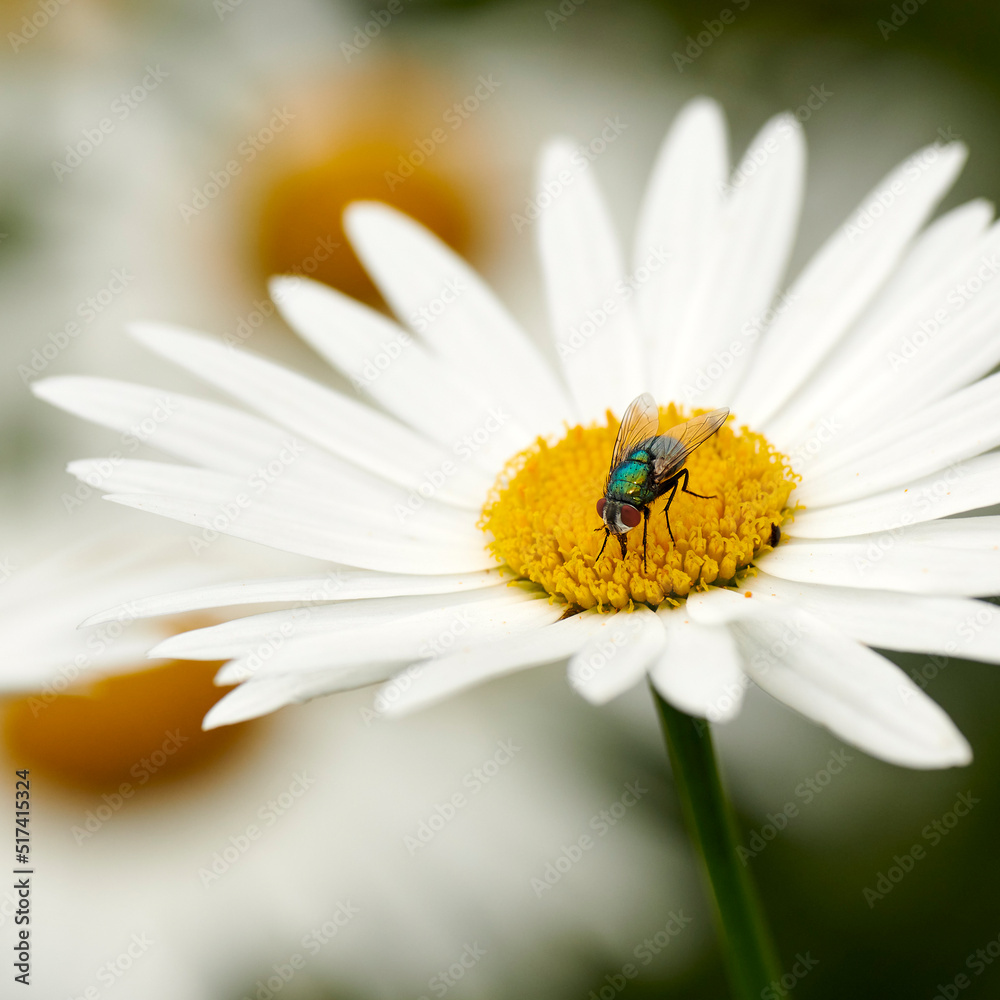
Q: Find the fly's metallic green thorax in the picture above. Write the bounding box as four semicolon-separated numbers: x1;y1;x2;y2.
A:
606;447;657;506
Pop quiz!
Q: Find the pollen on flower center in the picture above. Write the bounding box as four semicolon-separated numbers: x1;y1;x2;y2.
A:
481;403;797;611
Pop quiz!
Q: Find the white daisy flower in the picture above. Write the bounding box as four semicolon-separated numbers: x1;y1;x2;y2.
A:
36;98;1000;769
0;533;700;998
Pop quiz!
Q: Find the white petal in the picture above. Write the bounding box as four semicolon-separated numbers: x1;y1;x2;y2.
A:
106;491;493;575
649;611;745;722
635;99;727;382
830;231;1000;435
32;376;299;475
152;590;539;662
378;610;611;717
213;593;560;684
736;141;968;426
40;375;482;517
792;452;1000;537
270;276;532;468
203;662;394;729
731;610;971;768
765;198;993;445
759;517;1000;596
567;606;665;704
69;457;478;548
130;322;488;505
670;113;805;407
689;577;1000;664
778;248;1000;456
794;372;1000;507
80;568;507;626
343;202;571;432
536;139;642;418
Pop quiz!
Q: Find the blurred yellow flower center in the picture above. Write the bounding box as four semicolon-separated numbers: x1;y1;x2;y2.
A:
1;658;259;794
482;404;796;611
256;140;473;308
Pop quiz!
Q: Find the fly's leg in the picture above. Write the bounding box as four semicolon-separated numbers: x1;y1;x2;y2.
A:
679;467;714;500
642;506;650;572
662;476;680;543
617;532;628;559
596;528;610;561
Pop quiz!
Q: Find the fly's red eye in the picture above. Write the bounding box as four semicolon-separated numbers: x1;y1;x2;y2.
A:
620;504;641;528
596;498;607;519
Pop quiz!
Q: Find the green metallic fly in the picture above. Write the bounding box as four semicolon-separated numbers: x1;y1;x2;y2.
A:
596;393;729;570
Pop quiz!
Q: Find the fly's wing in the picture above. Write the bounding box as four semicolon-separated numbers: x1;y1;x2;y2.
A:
609;393;660;477
650;408;730;483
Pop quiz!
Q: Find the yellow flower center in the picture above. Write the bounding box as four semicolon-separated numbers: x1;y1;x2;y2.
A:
1;658;262;794
482;403;797;610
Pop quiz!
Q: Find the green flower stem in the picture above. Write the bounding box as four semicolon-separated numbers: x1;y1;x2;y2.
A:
650;683;784;1000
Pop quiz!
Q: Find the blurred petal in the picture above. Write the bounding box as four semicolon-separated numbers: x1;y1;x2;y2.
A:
344;202;571;431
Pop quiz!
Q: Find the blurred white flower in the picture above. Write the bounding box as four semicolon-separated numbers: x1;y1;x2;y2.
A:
0;532;701;998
